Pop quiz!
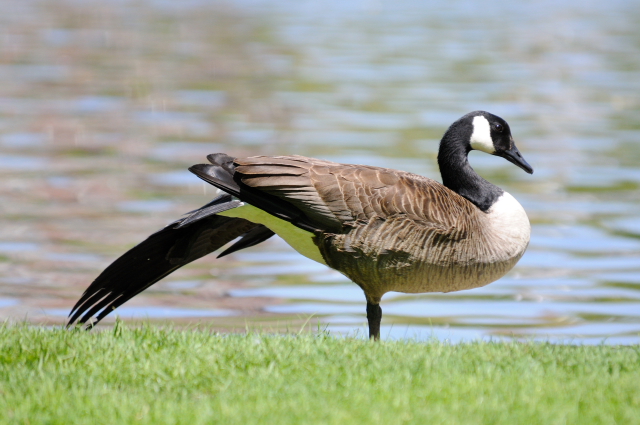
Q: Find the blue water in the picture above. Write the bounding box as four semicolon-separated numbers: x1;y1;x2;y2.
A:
0;0;639;343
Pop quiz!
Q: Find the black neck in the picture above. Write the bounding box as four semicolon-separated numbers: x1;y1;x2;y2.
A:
437;131;503;213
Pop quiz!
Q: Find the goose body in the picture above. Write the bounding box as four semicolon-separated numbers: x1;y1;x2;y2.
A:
68;111;533;340
219;158;529;297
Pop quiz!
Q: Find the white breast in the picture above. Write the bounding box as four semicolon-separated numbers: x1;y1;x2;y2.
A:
484;192;531;260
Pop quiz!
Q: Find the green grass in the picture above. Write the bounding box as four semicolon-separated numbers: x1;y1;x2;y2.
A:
1;323;639;425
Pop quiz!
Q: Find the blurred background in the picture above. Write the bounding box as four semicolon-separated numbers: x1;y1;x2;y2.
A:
1;0;639;343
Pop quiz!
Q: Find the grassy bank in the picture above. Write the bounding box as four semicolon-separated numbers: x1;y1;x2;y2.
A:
1;324;639;424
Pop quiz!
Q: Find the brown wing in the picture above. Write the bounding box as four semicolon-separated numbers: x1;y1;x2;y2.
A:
234;155;475;236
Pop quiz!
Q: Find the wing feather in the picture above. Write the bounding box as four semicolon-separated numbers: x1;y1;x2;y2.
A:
232;155;473;235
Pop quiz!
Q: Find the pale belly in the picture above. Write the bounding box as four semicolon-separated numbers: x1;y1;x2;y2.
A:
315;212;529;300
218;204;327;265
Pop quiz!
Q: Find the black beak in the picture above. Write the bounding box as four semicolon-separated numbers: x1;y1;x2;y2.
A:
495;142;533;174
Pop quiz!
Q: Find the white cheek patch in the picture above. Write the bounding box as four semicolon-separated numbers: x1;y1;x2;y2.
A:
470;115;495;154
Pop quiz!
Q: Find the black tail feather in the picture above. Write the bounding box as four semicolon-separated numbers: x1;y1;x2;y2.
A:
175;194;242;229
218;226;275;258
189;163;317;233
68;213;260;328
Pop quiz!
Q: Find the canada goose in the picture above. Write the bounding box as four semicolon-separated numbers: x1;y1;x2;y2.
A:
68;111;533;340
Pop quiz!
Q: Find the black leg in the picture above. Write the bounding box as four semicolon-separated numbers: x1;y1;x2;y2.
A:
366;302;382;341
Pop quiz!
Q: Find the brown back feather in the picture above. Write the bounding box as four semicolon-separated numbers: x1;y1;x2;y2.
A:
234;155;478;236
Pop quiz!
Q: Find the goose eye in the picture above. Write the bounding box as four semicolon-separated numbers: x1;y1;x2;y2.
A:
494;123;503;133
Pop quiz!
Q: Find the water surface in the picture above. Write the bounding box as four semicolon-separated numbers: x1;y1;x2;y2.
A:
0;0;639;343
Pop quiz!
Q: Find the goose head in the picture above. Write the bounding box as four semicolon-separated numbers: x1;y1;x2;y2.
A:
438;111;534;211
467;111;533;174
